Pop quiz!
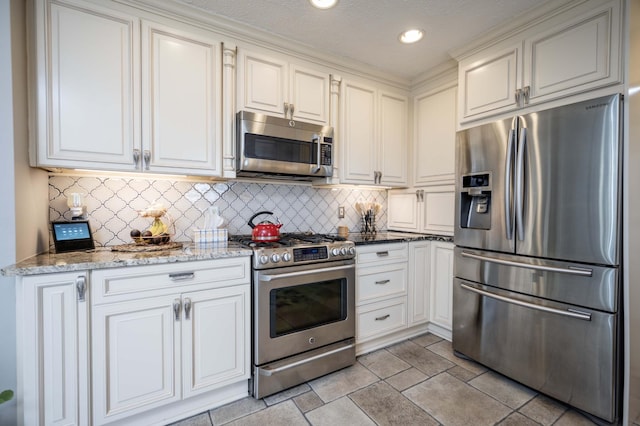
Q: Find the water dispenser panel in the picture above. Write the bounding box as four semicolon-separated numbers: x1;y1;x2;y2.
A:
460;172;491;230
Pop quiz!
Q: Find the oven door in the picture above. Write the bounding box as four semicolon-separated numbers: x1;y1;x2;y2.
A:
254;260;355;366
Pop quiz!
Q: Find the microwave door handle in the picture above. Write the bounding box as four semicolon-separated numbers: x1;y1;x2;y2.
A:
515;127;526;241
505;129;516;240
312;133;322;173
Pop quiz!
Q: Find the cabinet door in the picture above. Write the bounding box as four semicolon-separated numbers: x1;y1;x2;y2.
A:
408;241;430;326
419;186;455;236
387;189;420;232
92;295;180;425
458;43;522;121
430;242;454;331
182;285;250;398
378;91;409;186
237;50;288;116
290;64;329;124
524;2;621;103
340;80;377;184
18;272;89;426
414;86;457;186
142;21;222;175
36;1;140;170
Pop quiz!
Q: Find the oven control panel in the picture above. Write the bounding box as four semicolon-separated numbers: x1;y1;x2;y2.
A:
253;242;355;269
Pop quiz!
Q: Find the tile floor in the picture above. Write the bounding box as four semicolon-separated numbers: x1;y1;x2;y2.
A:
171;333;607;426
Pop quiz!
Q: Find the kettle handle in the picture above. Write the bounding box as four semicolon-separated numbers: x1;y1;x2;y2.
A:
248;211;274;229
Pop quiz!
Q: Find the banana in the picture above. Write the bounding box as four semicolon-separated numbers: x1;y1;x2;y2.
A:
148;218;168;236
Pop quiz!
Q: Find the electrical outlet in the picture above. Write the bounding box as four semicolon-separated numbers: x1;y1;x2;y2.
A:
338;206;345;219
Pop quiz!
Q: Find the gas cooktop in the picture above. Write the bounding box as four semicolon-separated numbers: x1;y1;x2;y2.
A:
229;232;355;269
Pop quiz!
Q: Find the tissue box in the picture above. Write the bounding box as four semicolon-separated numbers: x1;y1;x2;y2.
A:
194;228;228;246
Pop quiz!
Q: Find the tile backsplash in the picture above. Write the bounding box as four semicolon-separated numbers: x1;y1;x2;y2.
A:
49;175;387;247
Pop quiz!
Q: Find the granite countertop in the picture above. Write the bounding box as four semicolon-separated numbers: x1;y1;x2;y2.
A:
1;242;253;277
348;231;454;245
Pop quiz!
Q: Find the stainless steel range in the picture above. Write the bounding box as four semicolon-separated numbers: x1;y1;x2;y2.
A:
230;233;356;399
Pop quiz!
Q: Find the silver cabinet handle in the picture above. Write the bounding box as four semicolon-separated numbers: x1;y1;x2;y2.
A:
289;103;295;119
376;251;389;257
143;150;151;171
460;251;593;276
505;128;516;240
76;276;87;302
375;279;390;285
460;283;591;321
515;128;526;241
375;314;390;321
416;191;421;201
173;298;182;321
515;88;521;106
169;272;195;281
522;85;530;105
133;149;141;169
183;298;192;320
260;264;354;281
284;102;290;117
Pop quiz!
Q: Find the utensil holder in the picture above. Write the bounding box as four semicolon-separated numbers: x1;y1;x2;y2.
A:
361;214;376;235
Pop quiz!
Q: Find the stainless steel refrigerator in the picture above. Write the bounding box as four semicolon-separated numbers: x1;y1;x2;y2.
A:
453;94;622;423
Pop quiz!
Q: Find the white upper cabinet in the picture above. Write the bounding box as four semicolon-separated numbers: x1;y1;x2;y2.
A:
457;0;622;123
388;186;455;235
340;79;408;187
237;49;329;124
31;0;140;170
413;85;457;186
141;20;222;175
30;0;224;176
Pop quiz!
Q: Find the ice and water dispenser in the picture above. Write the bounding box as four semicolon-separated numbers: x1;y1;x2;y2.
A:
460;172;491;230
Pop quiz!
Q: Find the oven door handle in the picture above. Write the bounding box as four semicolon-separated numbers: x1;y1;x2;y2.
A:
260;264;354;281
258;342;355;376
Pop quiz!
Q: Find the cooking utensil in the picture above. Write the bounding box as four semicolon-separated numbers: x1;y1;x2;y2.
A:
248;211;282;242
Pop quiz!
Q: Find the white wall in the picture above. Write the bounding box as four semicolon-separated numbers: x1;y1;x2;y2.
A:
0;0;48;423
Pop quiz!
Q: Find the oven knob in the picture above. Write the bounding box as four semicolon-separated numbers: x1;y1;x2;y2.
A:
348;247;356;255
271;253;281;263
259;255;269;264
340;247;347;256
331;248;340;256
282;252;291;262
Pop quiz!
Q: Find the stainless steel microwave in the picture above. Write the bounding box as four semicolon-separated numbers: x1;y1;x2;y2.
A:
236;111;334;179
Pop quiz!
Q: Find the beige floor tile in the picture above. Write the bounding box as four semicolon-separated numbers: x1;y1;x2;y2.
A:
293;391;324;413
308;362;379;403
410;333;443;347
387;340;455;376
225;400;307;426
350;381;439;426
518;394;567;425
209;397;266;425
306;396;375;426
358;348;411;378
446;365;481;382
427;340;488;375
469;371;537;409
168;412;212;426
263;383;311;406
403;372;512;426
497;412;541;426
385;367;428;391
553;409;598;425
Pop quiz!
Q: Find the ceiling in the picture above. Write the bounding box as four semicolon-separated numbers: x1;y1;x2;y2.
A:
170;0;548;81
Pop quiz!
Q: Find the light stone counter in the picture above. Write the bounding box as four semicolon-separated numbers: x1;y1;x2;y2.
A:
1;243;253;276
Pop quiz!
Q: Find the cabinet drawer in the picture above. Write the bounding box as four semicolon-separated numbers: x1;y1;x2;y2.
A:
91;257;250;304
356;243;408;265
357;264;407;304
357;297;407;342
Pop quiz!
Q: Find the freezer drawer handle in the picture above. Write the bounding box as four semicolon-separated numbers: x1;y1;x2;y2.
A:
460;283;592;321
461;251;593;277
258;342;355;376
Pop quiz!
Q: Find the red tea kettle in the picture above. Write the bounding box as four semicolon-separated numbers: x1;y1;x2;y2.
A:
248;211;282;242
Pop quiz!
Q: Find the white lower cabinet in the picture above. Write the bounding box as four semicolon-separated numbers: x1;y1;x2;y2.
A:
91;258;250;425
408;241;430;326
429;242;454;335
16;272;90;426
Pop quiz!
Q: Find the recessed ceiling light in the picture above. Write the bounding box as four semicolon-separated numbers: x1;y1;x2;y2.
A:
399;29;424;44
309;0;338;10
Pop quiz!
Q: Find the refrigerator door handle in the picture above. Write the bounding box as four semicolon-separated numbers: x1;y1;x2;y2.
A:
504;129;516;240
460;251;594;276
460;283;592;321
515;127;527;241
